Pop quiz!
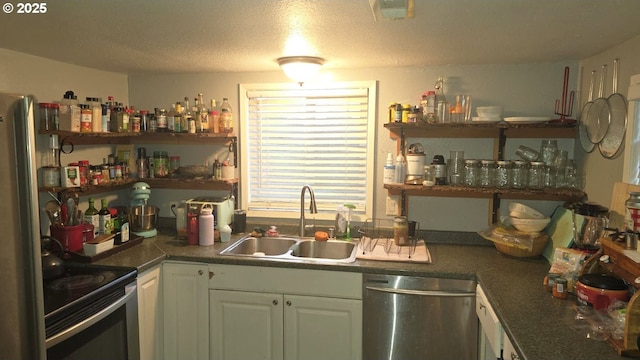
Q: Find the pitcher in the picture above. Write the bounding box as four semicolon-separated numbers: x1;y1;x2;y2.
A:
571;202;610;249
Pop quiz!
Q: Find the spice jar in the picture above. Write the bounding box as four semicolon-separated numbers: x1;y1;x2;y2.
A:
528;161;545;189
495;160;512;188
479;160;495;188
553;278;568;299
393;216;409;246
511;160;528;189
543;273;560;292
463;159;479;187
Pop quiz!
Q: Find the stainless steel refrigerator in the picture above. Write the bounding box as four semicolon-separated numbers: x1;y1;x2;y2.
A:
0;93;46;359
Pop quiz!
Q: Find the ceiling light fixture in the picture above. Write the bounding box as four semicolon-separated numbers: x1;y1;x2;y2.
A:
369;0;414;21
277;56;325;86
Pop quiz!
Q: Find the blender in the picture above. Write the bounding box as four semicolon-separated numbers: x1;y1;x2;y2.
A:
129;182;159;238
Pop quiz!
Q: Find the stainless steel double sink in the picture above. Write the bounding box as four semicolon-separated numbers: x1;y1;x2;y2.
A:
218;235;358;263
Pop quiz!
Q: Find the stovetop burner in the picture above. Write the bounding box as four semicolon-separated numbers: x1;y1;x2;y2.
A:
48;273;109;291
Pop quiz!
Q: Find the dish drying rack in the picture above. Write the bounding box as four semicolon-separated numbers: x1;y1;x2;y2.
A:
357;218;420;260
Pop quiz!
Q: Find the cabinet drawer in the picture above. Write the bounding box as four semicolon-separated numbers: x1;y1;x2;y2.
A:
476;284;503;356
208;264;362;299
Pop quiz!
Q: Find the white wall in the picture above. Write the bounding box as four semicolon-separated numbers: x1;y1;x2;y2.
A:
0;48;129;233
130;62;577;230
576;35;640;210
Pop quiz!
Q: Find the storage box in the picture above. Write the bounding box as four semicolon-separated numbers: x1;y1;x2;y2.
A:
83;238;114;256
58;104;81;132
61;166;81;188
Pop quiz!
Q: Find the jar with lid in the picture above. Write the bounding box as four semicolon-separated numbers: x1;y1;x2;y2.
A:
553;278;568;299
540;139;558;166
153;151;169;177
479;160;495;188
511;160;528;189
80;104;92;132
463;159;479;187
495;160;512;188
431;155;447;185
156;108;167;132
528;161;545;189
543;273;560;292
39;103;54;131
393;216;409;246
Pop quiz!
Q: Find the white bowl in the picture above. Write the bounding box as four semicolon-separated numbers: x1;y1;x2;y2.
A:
509;217;551;233
508;202;545;219
476;106;503;118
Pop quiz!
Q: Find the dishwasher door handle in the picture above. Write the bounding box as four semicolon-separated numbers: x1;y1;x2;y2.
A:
365;286;475;297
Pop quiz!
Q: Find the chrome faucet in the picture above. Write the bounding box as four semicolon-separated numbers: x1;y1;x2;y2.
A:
299;185;318;237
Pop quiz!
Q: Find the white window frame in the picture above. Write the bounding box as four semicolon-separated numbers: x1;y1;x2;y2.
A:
238;81;377;222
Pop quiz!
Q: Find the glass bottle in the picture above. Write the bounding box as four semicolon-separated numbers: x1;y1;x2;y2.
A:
220;97;233;133
479;160;495;188
84;198;99;236
174;102;183;133
156;108;167;132
165;104;175;133
434;76;449;123
98;198;112;235
197;93;209;133
210;99;220;134
213;158;222;179
183;97;194;133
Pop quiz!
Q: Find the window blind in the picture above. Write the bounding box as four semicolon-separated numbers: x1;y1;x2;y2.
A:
243;83;375;217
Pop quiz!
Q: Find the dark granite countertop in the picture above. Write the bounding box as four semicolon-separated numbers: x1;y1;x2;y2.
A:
94;231;626;360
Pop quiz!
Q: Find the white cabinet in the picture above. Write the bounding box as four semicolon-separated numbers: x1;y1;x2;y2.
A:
163;261;209;360
476;284;503;359
502;336;521;360
137;265;163;360
208;264;362;360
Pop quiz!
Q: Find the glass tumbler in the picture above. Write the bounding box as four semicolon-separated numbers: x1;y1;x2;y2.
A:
448;151;465;186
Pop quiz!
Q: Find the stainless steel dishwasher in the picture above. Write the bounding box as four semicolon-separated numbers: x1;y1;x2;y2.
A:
363;274;478;360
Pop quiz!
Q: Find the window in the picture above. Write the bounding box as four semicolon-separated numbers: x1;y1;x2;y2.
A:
239;81;377;221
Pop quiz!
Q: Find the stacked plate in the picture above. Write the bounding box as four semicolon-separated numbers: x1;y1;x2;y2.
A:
473;106;503;122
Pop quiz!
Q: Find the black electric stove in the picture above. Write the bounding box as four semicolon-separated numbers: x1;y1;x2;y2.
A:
43;263;137;340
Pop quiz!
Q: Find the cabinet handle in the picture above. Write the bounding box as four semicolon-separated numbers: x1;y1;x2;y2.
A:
198;270;204;276
286;300;292;306
511;352;519;360
479;303;486;310
272;299;278;306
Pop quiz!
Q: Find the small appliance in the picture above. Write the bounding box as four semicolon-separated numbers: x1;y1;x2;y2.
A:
129;182;158;238
186;196;234;230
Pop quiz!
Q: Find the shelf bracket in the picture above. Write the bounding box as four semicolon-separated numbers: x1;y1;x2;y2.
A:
491;193;500;224
230;137;238;168
497;128;506;160
401;189;407;217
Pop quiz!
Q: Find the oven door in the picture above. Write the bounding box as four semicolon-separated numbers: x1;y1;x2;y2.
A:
46;281;140;360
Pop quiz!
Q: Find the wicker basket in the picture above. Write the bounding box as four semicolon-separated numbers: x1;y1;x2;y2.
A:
494;233;549;257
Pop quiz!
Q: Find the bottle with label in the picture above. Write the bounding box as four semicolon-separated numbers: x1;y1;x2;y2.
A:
119;210;130;243
174;102;183;133
98;198;112;235
84;198;100;236
87;97;102;133
625;192;640;232
183;97;194;133
383;152;396;184
80;104;92;132
210;99;220;134
213;158;222;179
220;97;233;133
197;93;209;132
394;154;406;184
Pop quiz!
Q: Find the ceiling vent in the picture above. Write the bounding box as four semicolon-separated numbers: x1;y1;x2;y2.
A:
369;0;415;21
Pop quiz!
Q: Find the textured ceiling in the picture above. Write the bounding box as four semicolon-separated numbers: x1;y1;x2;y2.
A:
1;0;640;75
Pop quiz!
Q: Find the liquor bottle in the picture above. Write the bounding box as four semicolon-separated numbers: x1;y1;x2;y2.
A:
210;99;220;134
166;104;175;132
183;97;194;133
193;97;202;132
174;102;183;133
84;197;99;236
98;198;112;235
220;97;233;133
197;93;209;132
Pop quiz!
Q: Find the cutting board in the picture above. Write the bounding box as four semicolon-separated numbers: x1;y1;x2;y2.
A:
542;206;574;262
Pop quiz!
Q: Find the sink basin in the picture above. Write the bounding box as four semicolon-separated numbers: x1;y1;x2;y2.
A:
218;235;358;263
219;237;297;256
291;240;356;260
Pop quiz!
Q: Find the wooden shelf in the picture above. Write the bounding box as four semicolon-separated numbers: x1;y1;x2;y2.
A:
39;177;238;196
384;121;577;139
39;130;235;145
384;184;586;202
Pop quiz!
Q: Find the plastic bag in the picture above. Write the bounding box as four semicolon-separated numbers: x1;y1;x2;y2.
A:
478;222;541;251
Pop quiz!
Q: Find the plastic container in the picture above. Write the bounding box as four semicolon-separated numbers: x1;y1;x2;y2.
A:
220;224;232;243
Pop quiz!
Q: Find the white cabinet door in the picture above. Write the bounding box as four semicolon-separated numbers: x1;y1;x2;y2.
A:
163;262;209;360
502;335;521;360
209;290;284;360
137;265;162;360
283;294;362;360
476;285;503;358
